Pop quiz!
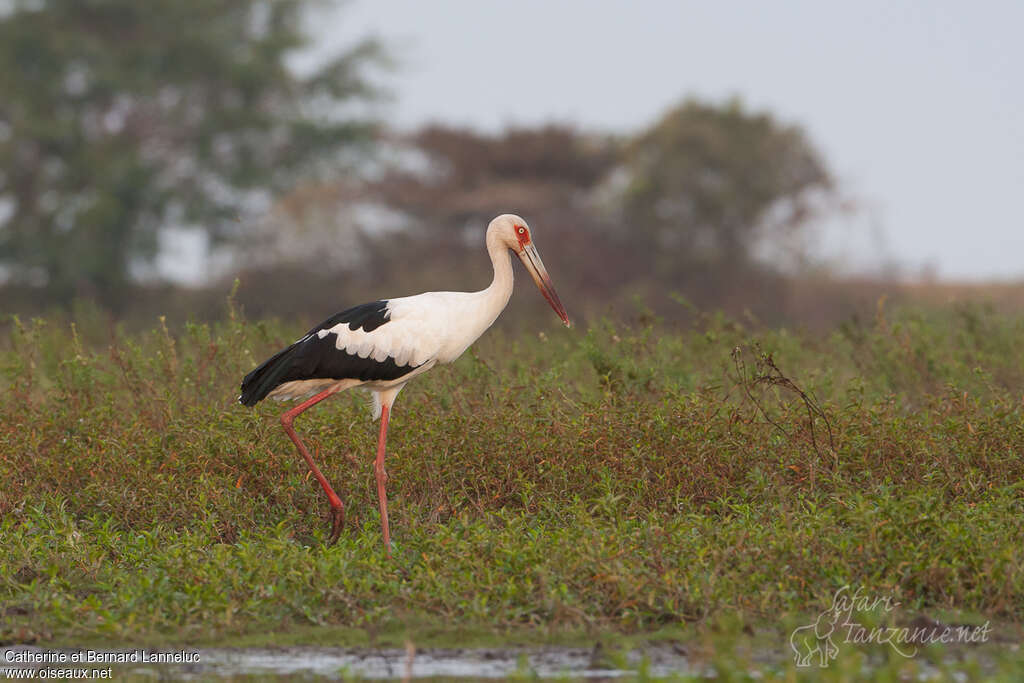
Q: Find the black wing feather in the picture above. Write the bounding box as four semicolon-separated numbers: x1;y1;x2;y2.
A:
238;301;411;407
308;300;390;335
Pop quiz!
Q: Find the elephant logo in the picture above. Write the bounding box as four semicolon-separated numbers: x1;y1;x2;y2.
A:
790;607;844;667
789;588;856;667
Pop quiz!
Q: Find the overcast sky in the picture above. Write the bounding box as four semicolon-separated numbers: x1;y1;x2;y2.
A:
312;1;1023;281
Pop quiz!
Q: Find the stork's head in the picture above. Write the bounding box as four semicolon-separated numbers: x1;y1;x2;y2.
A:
488;214;571;328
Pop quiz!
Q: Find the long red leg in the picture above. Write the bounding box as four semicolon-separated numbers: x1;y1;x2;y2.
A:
374;404;392;556
280;387;345;544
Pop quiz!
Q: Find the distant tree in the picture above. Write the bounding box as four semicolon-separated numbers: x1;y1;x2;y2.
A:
363;124;620;292
378;124;615;230
0;0;383;306
621;98;833;276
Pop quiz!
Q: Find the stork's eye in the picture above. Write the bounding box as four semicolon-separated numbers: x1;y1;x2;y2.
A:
518;227;525;234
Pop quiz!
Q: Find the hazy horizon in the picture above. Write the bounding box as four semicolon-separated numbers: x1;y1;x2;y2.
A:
302;0;1023;282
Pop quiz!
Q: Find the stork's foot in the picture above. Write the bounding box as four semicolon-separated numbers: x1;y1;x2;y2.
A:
327;505;345;546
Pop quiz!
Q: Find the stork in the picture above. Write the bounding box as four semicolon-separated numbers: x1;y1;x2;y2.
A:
239;214;570;554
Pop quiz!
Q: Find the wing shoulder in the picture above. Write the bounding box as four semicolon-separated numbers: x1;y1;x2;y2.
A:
318;294;452;368
306;300;391;337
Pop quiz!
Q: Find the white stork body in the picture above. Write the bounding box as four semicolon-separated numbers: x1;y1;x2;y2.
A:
239;214;569;553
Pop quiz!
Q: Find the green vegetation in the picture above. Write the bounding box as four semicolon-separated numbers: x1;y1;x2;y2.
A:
2;299;1023;677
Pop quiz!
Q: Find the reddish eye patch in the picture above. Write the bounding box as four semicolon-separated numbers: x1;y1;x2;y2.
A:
514;225;531;249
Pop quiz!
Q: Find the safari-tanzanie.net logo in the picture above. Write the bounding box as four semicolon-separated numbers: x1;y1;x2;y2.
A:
789;585;991;667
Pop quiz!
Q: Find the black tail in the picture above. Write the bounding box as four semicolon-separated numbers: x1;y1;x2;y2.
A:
239;343;301;407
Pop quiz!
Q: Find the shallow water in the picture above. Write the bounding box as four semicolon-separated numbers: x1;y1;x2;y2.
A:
3;642;1005;680
1;644;697;680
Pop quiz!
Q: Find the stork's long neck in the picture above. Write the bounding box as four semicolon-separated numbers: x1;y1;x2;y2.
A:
437;234;514;364
479;231;514;325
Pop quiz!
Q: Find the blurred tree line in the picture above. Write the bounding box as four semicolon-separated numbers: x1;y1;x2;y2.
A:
0;0;383;306
0;0;843;326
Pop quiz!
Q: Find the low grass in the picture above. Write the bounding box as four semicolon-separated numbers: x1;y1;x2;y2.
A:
1;296;1023;676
